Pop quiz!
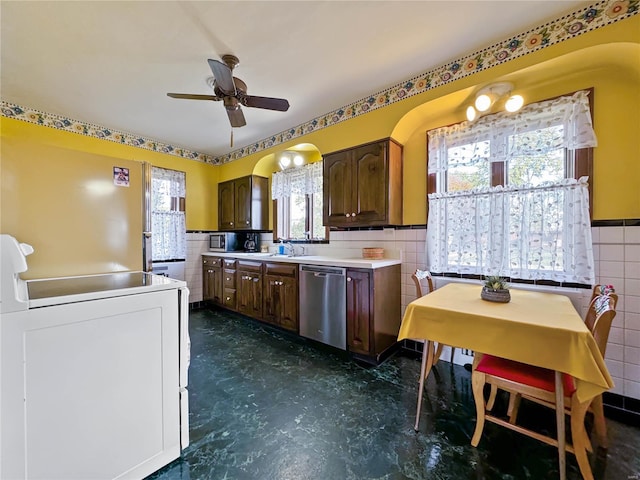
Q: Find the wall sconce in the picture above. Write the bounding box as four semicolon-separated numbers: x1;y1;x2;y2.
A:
466;82;524;121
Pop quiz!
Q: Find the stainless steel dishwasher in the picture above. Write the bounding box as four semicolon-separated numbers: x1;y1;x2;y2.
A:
299;265;347;350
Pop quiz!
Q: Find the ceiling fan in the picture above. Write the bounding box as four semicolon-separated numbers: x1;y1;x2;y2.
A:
167;54;290;128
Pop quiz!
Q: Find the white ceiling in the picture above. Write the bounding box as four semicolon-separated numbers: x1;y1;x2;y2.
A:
1;1;589;158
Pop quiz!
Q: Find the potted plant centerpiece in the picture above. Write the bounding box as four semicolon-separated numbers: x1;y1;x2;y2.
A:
481;276;511;303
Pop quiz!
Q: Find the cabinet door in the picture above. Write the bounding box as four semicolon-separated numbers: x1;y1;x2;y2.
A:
202;258;223;304
238;271;263;318
352;141;388;225
346;269;372;355
264;274;298;332
218;180;236;230
323;150;353;226
234;176;252;229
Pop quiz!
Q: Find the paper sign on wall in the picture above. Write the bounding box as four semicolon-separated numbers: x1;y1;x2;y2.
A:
113;167;129;187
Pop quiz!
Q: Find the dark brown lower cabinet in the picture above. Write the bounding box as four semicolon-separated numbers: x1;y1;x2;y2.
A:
263;262;298;332
222;259;237;310
202;257;223;304
346;265;401;361
237;260;263;319
203;255;401;363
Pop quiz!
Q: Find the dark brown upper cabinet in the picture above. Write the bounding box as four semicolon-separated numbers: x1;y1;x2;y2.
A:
323;138;402;228
218;175;269;231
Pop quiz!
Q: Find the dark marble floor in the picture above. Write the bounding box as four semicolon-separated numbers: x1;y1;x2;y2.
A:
149;308;640;480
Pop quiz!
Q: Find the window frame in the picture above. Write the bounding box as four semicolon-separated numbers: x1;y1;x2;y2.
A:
273;193;329;243
427;88;594;214
425;89;595;281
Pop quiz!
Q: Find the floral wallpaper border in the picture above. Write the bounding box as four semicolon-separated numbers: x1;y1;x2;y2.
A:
1;0;637;166
0;102;217;164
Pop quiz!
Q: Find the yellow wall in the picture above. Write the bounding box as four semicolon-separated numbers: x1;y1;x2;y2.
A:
398;42;640;223
1;14;638;279
232;16;640;223
1;118;218;277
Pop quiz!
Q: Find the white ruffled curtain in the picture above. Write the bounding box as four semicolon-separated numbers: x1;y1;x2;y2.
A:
271;161;323;200
428;90;597;175
151;167;186;261
427;178;595;283
426;90;597;284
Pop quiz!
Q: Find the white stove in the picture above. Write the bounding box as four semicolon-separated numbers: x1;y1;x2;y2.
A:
0;235;190;479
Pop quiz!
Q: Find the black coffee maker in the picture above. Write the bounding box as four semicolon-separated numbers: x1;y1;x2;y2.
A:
242;232;260;252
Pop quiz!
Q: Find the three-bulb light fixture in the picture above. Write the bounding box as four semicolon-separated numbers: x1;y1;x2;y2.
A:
279;151;305;170
466;82;524;122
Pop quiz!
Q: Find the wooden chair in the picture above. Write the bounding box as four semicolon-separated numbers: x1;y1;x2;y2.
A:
487;284;618;420
411;269;455;365
470;292;618;480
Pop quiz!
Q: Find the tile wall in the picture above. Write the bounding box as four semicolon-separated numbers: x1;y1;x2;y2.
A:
185;226;640;402
592;224;640;401
185;232;210;304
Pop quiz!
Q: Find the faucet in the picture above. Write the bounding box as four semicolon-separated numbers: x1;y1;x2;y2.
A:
285;242;296;257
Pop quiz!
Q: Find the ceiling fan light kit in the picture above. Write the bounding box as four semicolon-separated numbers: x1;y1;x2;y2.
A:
167;54;290;129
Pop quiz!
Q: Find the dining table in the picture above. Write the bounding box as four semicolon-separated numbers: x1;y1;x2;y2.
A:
398;282;614;480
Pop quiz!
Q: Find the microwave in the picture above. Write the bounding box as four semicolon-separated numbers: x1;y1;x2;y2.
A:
209;232;239;252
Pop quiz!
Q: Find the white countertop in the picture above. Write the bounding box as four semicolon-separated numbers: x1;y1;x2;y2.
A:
203;252;401;269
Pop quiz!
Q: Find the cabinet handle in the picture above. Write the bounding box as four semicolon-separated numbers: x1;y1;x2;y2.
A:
346;213;351;217
226;277;230;281
347;277;352;282
352;212;356;216
208;270;213;273
246;221;249;224
203;260;207;264
230;222;234;226
226;297;231;301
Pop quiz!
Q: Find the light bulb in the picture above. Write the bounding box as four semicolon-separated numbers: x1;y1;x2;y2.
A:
293;155;304;166
505;94;524;112
475;94;492;112
466;106;477;122
279;156;291;169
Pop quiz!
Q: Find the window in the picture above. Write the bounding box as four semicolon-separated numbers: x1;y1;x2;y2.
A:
151;166;186;260
272;161;326;241
426;90;596;284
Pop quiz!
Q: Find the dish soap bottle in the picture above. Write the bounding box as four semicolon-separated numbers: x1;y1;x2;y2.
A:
278;239;285;255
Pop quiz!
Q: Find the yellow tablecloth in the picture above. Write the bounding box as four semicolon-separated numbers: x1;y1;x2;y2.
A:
398;283;613;403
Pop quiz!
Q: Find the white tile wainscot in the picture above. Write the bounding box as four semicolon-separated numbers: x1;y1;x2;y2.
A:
186;232;210;303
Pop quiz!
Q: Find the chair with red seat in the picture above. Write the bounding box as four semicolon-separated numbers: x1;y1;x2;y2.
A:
470;292;617;480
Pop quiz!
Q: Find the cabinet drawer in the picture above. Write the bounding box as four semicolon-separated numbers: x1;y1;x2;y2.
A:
224;269;236;288
223;289;236;308
203;257;222;268
264;262;297;277
237;260;262;273
223;259;237;268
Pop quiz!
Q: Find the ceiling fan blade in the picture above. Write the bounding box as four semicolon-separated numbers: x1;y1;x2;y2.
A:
207;59;236;95
167;93;220;101
241;95;290;112
226;107;246;128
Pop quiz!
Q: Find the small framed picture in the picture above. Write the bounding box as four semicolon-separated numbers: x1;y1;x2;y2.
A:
113;167;129;187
